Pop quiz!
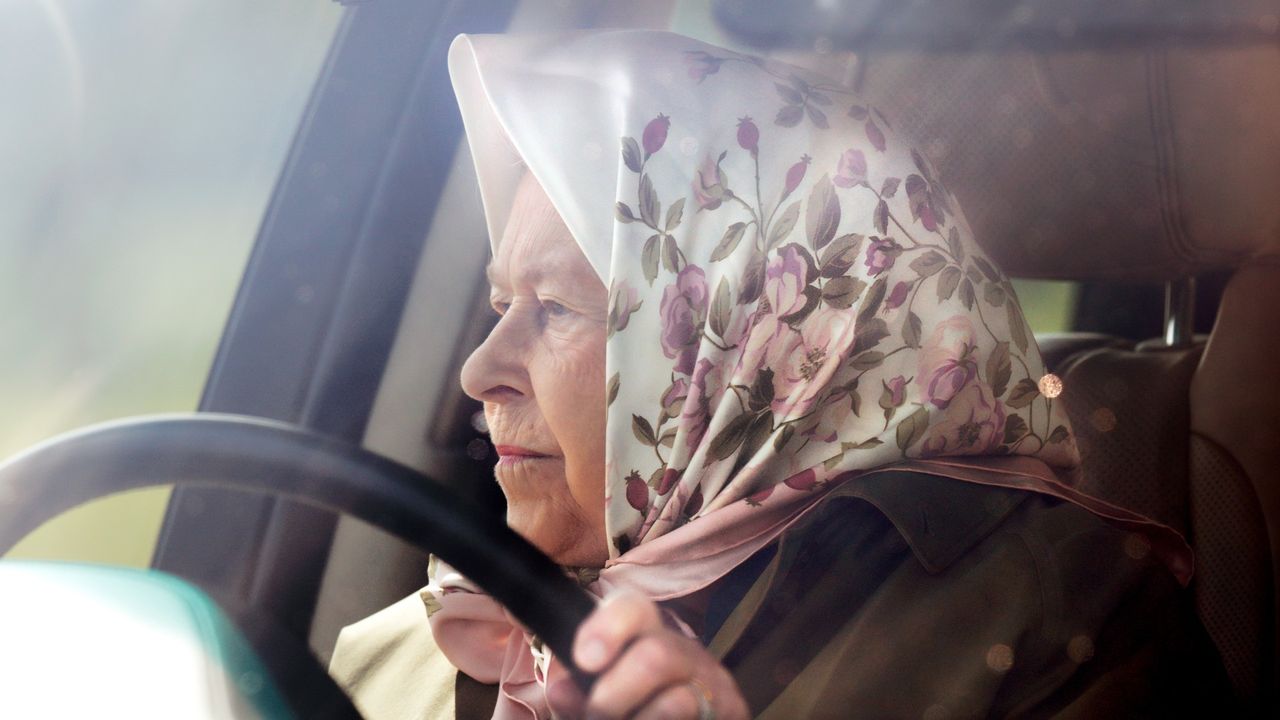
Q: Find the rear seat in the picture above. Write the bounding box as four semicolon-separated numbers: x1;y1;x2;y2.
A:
1037;265;1278;716
1049;337;1203;536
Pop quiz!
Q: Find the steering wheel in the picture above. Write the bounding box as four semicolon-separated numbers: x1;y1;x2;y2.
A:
0;413;598;718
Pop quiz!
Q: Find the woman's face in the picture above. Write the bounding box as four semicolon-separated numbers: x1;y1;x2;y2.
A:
461;172;610;567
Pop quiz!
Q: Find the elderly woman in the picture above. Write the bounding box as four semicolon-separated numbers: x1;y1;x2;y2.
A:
330;30;1229;719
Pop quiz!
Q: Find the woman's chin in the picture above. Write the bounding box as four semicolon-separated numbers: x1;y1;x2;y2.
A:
506;511;607;567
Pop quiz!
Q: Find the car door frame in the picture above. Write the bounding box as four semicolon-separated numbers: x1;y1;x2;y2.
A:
151;0;516;639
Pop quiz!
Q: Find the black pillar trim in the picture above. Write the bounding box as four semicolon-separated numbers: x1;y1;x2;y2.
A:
152;0;516;638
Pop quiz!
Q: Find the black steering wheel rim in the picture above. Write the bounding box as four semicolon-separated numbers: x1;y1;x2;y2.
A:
0;412;597;712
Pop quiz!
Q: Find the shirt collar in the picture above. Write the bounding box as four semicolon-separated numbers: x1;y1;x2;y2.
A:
829;467;1030;573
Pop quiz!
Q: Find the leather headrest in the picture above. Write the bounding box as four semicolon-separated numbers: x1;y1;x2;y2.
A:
859;45;1280;281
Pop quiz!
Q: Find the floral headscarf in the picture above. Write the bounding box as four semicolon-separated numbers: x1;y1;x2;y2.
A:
434;30;1189;719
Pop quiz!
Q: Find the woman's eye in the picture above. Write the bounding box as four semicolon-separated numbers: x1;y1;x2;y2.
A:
541;299;571;317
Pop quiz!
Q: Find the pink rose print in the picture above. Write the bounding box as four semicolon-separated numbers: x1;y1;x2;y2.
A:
765;244;810;318
642;113;670;157
755;307;858;416
688;358;722;409
693;153;729;211
684;50;724;82
884;280;910;310
885;376;906;404
659;265;709;375
921;381;1007;456
864;237;903;276
880;371;911;417
737;116;759;156
783;154;811;198
876;375;911;426
916;316;978;409
833;148;868;188
778;308;858;411
683;358;723;448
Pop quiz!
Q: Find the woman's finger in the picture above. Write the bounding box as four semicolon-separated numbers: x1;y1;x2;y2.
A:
573;590;663;673
544;660;586;719
566;590;751;719
584;634;696;717
632;680;708;720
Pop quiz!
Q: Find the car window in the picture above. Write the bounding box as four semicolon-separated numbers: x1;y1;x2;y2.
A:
1009;279;1078;333
0;0;342;567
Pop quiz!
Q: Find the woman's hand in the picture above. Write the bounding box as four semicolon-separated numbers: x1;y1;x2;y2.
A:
545;590;749;719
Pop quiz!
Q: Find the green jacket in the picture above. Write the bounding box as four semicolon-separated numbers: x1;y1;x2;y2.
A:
330;470;1232;718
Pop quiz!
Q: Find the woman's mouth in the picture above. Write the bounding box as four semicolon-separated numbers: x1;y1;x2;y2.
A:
493;445;555;465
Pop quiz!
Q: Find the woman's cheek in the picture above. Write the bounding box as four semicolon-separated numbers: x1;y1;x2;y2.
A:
533;323;606;390
531;355;606;455
530;335;607;490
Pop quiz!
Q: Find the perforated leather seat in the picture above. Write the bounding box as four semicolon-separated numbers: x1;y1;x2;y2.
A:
1039;332;1273;707
1190;265;1280;710
860;43;1280;714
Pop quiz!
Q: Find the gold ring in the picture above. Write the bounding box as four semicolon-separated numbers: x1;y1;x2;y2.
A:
686;677;714;720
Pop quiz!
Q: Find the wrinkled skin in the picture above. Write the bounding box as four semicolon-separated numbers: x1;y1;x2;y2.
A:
461;173;748;718
461;171;610;568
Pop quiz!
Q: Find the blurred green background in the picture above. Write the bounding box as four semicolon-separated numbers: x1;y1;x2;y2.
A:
0;0;341;566
0;1;1076;570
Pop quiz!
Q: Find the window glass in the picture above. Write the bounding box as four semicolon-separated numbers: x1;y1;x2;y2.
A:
1010;279;1079;334
0;0;342;566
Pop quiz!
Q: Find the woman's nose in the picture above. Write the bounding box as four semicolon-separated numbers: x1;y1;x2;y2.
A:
460;314;528;403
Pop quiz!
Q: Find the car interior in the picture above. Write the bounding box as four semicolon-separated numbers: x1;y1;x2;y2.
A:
1;0;1277;717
